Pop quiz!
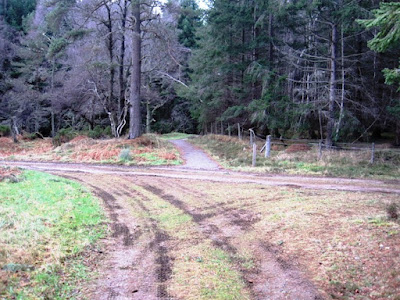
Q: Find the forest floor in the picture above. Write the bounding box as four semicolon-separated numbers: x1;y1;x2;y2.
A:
2;139;400;299
0;135;182;166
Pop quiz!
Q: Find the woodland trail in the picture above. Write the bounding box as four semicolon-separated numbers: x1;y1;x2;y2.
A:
2;140;400;299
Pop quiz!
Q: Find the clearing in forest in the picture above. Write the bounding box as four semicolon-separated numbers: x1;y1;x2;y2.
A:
1;138;400;299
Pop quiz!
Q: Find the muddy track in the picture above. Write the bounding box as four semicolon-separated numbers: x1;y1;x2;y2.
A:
52;171;326;299
2;160;400;195
3;140;399;299
139;179;322;300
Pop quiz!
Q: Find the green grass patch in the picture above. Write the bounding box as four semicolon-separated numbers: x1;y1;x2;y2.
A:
0;171;107;299
160;132;195;140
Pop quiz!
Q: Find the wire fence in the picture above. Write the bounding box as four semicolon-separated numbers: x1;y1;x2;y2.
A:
203;122;400;166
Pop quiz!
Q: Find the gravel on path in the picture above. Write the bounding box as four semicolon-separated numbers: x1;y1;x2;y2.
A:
170;139;221;170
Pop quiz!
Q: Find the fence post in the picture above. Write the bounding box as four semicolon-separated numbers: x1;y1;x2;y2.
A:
252;143;257;167
370;142;375;164
228;124;231;137
318;140;323;160
249;129;255;146
220;121;223;135
265;135;271;158
238;123;242;140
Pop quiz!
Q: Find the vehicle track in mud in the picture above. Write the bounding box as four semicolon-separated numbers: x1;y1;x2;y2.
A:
52;172;325;300
2;139;399;299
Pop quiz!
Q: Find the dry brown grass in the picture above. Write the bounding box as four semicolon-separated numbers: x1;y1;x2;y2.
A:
0;167;21;182
286;143;312;153
0;134;181;166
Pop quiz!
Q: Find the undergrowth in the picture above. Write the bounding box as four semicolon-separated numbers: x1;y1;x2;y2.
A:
0;171;107;299
0;134;182;166
190;135;400;179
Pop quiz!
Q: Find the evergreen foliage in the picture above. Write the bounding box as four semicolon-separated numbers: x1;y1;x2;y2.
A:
1;0;36;31
0;0;399;144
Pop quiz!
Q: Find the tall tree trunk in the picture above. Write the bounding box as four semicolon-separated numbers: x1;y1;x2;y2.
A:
268;13;273;64
51;60;56;137
146;100;151;134
326;23;337;148
106;3;115;135
118;0;127;118
11;116;18;143
129;0;141;139
335;25;345;141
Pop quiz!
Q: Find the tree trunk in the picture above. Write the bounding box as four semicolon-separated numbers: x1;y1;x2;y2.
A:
51;109;55;138
146;100;151;134
106;4;115;118
109;112;118;137
268;13;274;64
326;23;337;148
11;116;18;143
118;0;127;118
335;25;345;142
129;0;141;139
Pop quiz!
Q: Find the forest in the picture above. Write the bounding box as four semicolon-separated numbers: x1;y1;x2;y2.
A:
0;0;399;146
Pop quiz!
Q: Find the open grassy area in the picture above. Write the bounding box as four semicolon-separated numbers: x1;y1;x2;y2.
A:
0;134;182;166
190;135;400;179
0;169;107;299
159;132;194;140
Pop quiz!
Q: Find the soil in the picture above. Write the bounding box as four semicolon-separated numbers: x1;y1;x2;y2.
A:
1;139;400;299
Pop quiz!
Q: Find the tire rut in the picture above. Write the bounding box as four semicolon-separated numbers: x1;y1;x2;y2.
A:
54;173;159;300
139;180;323;300
117;183;175;300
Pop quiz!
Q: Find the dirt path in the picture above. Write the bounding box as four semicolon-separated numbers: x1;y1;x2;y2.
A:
1;142;400;299
2;160;399;194
170;139;221;170
55;172;324;300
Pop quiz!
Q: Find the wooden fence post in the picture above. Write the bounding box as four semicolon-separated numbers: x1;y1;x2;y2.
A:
220;121;223;135
370;142;375;164
238;123;241;140
252;143;257;167
249;129;255;146
318;140;323;160
265;135;271;158
228;124;231;137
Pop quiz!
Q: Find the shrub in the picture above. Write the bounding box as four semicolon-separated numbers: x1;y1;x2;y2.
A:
119;148;132;161
103;126;112;137
0;125;10;137
88;126;113;139
387;202;398;220
88;125;104;139
53;128;76;146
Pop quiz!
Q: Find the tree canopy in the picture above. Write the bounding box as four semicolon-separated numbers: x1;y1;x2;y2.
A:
0;0;399;144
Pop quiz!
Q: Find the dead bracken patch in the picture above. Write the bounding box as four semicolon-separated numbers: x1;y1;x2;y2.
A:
69;135;90;144
286;143;312;153
0;134;181;165
0;167;21;182
158;152;177;161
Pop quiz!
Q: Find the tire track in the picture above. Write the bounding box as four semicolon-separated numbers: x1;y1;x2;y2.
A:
139;181;323;300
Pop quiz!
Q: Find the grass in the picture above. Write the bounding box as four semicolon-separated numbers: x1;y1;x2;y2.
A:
190;134;400;179
154;178;400;299
159;132;194;140
0;134;183;166
0;170;107;299
127;185;252;299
